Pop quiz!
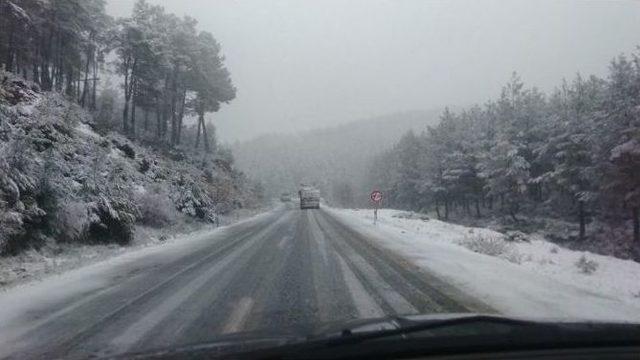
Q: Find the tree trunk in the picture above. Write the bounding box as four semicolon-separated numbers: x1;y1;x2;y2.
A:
475;199;481;218
123;58;137;135
42;31;54;90
32;61;39;84
5;21;15;72
169;66;179;145
143;109;149;131
509;198;520;222
76;76;81;102
444;198;449;220
65;65;74;97
195;113;202;149
633;207;639;244
56;36;64;92
80;47;91;107
131;92;137;138
122;69;130;133
55;36;64;93
122;98;129;133
510;209;518;222
578;201;586;241
201;113;210;152
510;198;520;222
435;198;441;219
156;105;162;138
170;95;177;145
91;58;98;110
538;184;544;202
162;105;169;138
40;61;48;89
176;89;187;145
161;76;170;138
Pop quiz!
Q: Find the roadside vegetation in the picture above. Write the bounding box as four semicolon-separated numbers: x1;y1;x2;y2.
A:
335;208;640;315
367;51;640;260
0;0;264;270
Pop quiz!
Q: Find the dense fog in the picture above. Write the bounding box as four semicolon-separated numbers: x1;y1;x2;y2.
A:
105;0;640;142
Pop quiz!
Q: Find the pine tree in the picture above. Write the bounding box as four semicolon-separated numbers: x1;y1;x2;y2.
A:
601;54;640;242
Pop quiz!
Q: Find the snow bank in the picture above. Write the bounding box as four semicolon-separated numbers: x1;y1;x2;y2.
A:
327;208;640;322
0;204;276;290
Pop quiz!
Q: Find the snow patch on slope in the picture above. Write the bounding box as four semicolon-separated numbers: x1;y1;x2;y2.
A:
75;122;101;140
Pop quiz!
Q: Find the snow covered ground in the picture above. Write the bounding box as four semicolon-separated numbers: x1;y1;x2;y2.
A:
327;207;640;322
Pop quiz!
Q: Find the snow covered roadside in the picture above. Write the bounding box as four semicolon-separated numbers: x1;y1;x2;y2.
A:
0;208;279;338
327;207;640;322
0;206;274;290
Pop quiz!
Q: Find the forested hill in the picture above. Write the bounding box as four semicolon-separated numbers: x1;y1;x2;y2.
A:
372;62;640;259
0;1;261;259
232;110;440;206
0;0;234;148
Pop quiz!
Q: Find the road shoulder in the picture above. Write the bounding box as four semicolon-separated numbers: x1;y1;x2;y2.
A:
325;207;640;322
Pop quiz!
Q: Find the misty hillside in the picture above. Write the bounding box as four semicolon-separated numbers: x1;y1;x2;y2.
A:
0;0;264;266
0;72;261;261
232;110;440;205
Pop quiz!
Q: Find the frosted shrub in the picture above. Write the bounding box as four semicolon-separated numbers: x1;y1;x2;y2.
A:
4;138;30;171
57;201;90;242
461;234;522;264
392;211;430;221
86;196;138;245
462;234;508;257
0;211;24;254
504;251;523;264
505;231;529;242
575;255;599;275
136;186;177;227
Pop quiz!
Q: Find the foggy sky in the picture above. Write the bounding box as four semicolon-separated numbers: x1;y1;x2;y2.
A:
105;0;640;142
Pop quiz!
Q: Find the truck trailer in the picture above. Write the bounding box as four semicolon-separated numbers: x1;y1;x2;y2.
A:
298;186;320;209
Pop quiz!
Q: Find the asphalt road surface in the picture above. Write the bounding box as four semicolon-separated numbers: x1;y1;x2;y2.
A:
0;207;488;359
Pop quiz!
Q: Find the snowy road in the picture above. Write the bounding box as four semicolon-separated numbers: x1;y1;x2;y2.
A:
0;207;486;359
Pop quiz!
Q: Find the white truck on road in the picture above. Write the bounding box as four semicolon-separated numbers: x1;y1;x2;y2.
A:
298;186;320;209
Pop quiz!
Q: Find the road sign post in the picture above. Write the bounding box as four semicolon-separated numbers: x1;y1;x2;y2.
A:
370;190;383;225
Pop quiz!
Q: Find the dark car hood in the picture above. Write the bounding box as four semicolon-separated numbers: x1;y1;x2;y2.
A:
111;313;640;359
114;313;462;358
112;331;300;359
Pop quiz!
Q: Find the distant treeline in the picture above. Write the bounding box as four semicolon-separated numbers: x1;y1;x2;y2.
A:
369;51;640;243
0;0;235;150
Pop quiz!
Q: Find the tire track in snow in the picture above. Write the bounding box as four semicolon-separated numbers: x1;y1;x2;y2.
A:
313;211;417;315
109;234;262;352
222;297;254;334
320;209;472;313
334;252;386;318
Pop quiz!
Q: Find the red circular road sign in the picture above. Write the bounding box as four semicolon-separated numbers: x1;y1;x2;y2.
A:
370;190;383;202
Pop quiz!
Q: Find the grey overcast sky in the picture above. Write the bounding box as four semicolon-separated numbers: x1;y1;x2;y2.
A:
105;0;640;142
